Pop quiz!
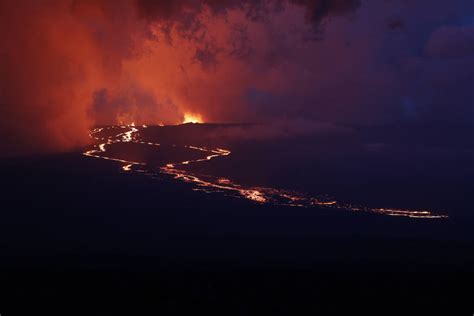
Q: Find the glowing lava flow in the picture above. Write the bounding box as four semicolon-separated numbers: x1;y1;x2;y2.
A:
83;125;146;169
83;126;448;219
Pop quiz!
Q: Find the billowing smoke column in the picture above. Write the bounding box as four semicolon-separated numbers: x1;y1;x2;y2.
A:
0;0;150;155
1;0;473;155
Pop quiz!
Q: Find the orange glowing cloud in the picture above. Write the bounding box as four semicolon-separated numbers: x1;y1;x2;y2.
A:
3;0;469;156
0;0;364;155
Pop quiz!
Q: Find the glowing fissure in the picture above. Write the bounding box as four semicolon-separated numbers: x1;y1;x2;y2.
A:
183;113;203;124
83;125;147;167
83;126;448;219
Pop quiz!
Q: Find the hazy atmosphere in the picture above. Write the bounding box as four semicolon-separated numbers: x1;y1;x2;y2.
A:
1;1;473;314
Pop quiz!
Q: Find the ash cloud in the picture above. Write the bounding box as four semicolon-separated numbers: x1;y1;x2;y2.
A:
1;0;473;155
136;0;361;26
0;0;148;155
91;87;180;125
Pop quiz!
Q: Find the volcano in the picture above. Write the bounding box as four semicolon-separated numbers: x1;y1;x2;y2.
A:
1;122;473;314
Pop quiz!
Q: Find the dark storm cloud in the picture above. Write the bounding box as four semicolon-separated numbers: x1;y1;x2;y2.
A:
288;0;360;25
136;0;361;28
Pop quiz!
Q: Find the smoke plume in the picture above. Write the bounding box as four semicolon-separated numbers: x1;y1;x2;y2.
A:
1;0;473;155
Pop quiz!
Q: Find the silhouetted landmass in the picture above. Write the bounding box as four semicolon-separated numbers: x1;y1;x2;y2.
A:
0;124;473;314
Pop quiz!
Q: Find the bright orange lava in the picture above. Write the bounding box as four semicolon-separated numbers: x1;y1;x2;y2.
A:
183;113;203;124
83;125;448;220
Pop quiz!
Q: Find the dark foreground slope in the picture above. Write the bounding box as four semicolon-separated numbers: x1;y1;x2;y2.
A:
0;151;473;315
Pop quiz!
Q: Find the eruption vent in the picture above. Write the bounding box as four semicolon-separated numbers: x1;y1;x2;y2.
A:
183;113;203;124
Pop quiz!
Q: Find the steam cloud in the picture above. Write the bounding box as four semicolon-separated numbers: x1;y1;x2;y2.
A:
1;0;473;155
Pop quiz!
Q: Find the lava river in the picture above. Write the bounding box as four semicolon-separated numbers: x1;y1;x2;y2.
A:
83;125;448;219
